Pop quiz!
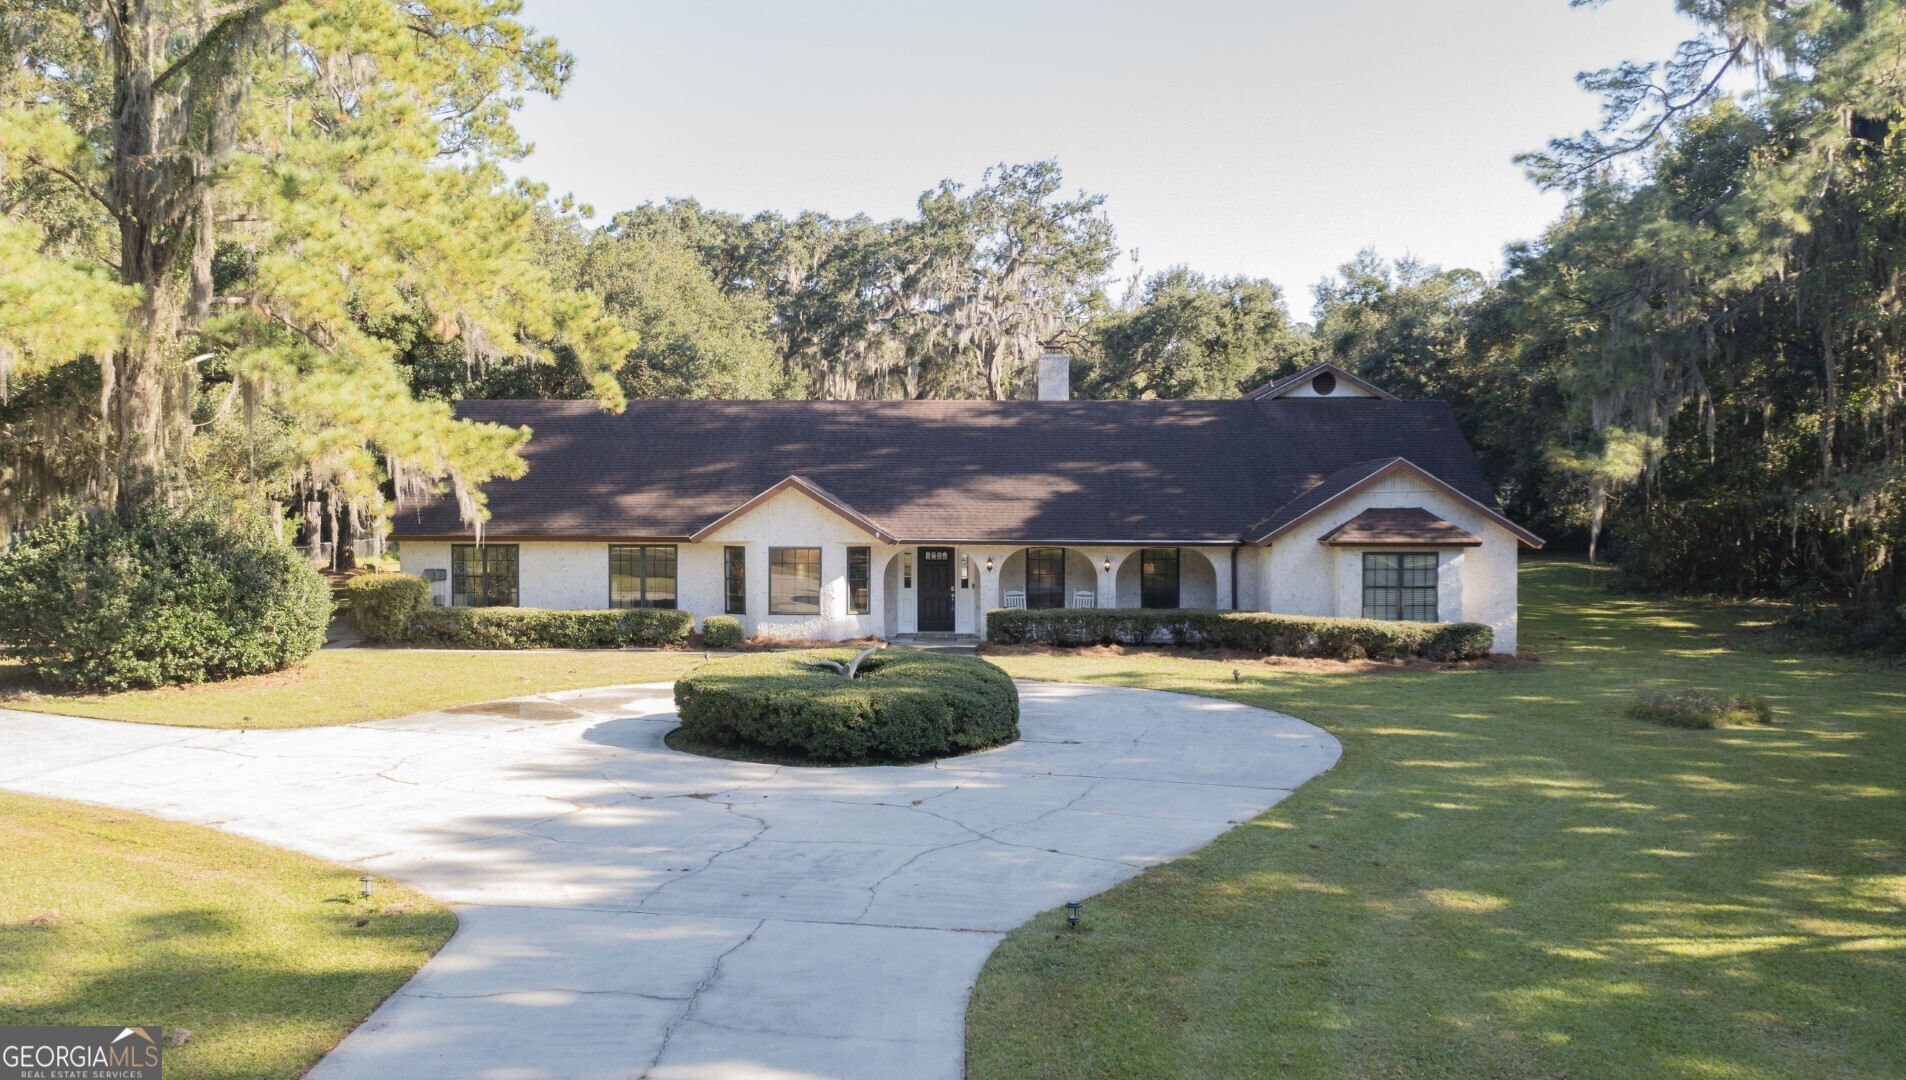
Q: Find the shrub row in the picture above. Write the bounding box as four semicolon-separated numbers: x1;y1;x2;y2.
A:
403;606;694;649
1629;690;1776;729
984;607;1494;661
344;572;693;648
674;649;1019;762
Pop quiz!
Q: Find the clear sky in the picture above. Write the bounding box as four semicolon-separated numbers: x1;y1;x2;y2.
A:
510;0;1698;317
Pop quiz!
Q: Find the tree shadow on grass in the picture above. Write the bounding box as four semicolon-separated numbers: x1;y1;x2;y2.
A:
2;905;453;1080
967;559;1906;1078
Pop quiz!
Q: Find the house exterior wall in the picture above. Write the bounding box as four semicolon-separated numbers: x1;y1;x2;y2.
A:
1260;477;1521;653
397;491;1520;652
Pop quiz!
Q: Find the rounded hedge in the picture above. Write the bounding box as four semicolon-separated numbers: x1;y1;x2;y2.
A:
673;649;1019;762
699;615;744;649
0;499;333;691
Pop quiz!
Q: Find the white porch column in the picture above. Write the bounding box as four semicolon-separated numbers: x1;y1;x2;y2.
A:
977;549;1004;637
1095;551;1118;608
1213;548;1235;610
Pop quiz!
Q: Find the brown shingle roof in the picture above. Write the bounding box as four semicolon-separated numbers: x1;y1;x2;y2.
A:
1319;507;1483;546
391;398;1520;545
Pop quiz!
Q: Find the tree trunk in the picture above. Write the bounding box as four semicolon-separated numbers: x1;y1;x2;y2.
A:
336;497;358;571
102;1;218;502
303;493;324;566
1587;477;1607;563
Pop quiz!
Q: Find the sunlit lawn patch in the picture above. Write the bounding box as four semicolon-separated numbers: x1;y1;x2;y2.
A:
968;558;1905;1079
0;648;703;728
0;792;455;1080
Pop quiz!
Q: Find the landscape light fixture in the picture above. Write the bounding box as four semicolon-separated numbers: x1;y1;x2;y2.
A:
359;875;375;898
1066;900;1082;928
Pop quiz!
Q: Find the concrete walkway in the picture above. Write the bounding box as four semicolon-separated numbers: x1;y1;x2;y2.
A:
0;682;1340;1079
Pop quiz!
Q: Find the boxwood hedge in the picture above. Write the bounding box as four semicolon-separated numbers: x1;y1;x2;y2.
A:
339;572;693;648
403;606;693;649
673;649;1019;762
985;607;1494;661
344;573;430;642
699;615;744;648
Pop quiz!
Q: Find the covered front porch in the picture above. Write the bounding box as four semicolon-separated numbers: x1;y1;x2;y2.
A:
878;544;1233;639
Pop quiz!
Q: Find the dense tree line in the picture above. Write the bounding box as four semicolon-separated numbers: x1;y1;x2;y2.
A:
5;0;1903;618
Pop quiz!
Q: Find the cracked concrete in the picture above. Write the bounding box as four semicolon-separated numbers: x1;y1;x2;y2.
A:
0;680;1339;1079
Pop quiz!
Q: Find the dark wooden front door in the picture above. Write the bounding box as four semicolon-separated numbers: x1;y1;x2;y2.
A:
917;547;955;632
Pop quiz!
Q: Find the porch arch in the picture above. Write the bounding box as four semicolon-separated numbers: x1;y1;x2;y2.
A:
997;547;1102;609
1113;547;1223;608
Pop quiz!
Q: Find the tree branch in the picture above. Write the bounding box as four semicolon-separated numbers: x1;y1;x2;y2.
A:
26;154;118;221
151;1;284;96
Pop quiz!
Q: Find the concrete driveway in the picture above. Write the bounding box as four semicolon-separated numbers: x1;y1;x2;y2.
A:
0;681;1339;1079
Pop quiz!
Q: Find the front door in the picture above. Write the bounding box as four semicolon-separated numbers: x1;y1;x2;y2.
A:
917;547;955;632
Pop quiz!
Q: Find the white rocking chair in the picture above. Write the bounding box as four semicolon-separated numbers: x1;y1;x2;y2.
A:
1003;590;1027;609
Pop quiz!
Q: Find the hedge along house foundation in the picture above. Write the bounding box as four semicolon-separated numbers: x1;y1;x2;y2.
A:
392;360;1543;652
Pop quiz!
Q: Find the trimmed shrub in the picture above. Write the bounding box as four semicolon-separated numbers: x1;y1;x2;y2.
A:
700;615;744;649
0;498;332;691
674;650;1019;762
403;605;693;649
1629;691;1777;729
984;608;1494;661
345;573;429;643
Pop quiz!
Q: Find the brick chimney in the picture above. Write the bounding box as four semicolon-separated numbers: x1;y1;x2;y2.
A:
1036;352;1071;401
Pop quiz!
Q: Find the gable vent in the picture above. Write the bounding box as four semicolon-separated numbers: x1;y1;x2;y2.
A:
1312;371;1337;395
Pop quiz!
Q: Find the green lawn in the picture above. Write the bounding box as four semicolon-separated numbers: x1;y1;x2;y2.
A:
0;792;455;1080
968;559;1905;1079
0;648;704;728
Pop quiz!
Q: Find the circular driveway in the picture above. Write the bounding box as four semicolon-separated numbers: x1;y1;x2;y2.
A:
0;681;1339;1079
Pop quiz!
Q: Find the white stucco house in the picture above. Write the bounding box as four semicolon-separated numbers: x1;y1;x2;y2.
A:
393;359;1543;652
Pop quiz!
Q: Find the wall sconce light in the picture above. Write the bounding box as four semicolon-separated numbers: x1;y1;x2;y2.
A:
359;875;375;898
1102;557;1112;573
984;556;994;572
1065;900;1082;928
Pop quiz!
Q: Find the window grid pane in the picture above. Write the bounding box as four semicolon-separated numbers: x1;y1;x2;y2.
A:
1140;548;1180;609
1025;548;1065;610
486;545;518;607
724;547;746;615
610;545;677;609
847;547;871;614
453;544;517;607
770;547;822;615
1362;552;1435;621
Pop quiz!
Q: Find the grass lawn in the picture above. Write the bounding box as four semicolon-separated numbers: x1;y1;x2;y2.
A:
968;558;1905;1079
0;649;704;728
0;792;455;1080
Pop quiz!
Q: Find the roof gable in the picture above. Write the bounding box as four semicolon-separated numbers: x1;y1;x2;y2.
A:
1248;457;1543;548
689;475;896;543
1242;363;1397;401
